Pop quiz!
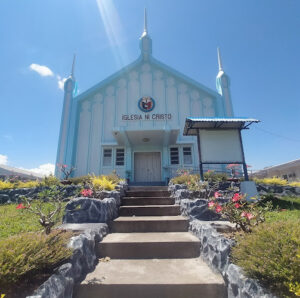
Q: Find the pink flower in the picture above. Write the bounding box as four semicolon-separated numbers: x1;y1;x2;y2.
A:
246;213;254;220
234;203;241;209
81;189;93;197
187;181;191;185
183;171;188;175
62;164;67;168
208;201;215;208
214;191;221;198
207;170;212;173
16;203;26;209
241;211;246;217
215;205;223;213
232;193;241;202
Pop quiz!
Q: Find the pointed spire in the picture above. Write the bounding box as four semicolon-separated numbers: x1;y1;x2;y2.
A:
71;54;76;79
217;47;223;71
141;8;148;38
144;8;148;34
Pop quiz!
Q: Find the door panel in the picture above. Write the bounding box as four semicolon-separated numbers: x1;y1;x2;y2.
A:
134;152;161;182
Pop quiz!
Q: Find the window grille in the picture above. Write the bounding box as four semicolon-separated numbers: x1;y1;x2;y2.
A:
116;148;125;166
170;147;179;165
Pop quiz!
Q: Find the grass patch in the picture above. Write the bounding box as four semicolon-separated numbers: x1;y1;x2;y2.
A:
0;230;72;297
0;202;65;239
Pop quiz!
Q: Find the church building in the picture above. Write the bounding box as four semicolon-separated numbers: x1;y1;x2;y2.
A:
55;12;234;184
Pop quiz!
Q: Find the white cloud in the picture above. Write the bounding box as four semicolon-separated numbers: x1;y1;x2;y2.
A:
57;75;67;90
29;163;55;176
0;154;8;165
29;63;54;77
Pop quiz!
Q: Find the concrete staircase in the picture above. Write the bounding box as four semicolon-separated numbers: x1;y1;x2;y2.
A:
74;186;225;298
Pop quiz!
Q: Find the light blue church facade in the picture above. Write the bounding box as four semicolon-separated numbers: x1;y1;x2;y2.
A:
55;14;234;184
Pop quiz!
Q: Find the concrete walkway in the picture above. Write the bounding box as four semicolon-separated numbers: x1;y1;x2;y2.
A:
74;186;226;298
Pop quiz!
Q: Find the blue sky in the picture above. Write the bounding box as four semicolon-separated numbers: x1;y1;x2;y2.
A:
0;0;299;175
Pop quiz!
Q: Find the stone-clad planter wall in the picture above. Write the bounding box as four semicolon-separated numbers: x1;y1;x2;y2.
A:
27;182;127;298
170;183;276;298
27;224;109;298
0;185;81;204
256;183;300;196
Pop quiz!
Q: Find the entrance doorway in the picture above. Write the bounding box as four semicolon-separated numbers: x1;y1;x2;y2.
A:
134;152;161;182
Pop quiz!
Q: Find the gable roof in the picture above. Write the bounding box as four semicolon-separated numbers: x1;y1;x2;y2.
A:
75;55;220;103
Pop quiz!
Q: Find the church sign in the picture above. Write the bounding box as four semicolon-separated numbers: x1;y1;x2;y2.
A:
122;113;172;121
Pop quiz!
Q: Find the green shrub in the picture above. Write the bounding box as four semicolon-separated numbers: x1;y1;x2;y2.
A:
67;175;92;185
40;174;60;187
91;176;116;191
0;180;14;189
16;180;40;188
170;174;200;185
231;220;300;297
204;170;228;182
0;230;72;287
105;171;122;184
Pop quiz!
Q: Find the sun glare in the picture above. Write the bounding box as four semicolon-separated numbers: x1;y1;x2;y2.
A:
96;0;129;68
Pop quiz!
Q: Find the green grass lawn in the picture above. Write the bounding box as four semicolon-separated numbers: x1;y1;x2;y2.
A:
0;202;65;239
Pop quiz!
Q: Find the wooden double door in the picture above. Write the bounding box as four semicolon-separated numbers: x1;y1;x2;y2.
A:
134;152;161;182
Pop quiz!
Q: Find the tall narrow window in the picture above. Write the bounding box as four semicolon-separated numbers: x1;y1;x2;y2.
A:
116;148;125;166
183;147;192;164
103;149;112;166
170;147;179;165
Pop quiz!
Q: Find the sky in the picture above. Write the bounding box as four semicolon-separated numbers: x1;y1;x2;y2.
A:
0;0;299;176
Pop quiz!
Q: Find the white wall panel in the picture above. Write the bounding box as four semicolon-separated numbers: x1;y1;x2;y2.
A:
200;129;243;163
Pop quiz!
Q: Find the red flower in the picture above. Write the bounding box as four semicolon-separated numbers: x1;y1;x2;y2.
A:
234;203;241;208
81;189;93;197
208;201;215;208
215;205;223;213
232;193;241;202
214;191;221;198
16;203;26;209
246;213;254;220
226;164;239;169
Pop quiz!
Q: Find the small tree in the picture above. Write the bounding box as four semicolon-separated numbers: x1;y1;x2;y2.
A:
20;187;64;234
56;163;75;179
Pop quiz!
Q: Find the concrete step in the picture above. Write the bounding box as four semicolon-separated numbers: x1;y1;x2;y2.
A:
110;216;189;233
122;197;175;206
129;186;168;191
74;258;226;298
125;190;170;197
119;205;180;216
97;232;200;259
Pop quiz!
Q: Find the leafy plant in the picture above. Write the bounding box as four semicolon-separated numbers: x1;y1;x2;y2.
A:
67;175;92;185
91;176;116;191
105;170;121;184
0;230;72;288
0;180;14;189
208;192;272;232
231;220;300;297
254;176;288;186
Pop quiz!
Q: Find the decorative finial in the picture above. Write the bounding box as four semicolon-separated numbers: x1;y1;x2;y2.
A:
217;47;223;71
71;54;76;79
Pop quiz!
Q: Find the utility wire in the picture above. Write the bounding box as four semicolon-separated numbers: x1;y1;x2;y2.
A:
253;126;300;143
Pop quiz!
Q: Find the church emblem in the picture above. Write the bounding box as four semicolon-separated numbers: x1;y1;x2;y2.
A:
138;96;155;112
